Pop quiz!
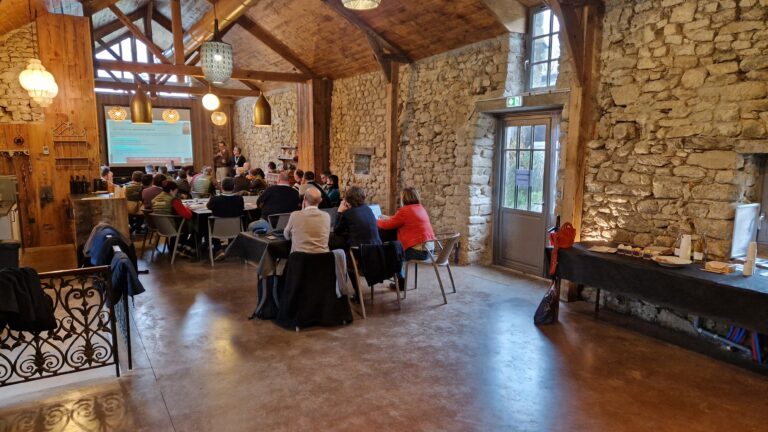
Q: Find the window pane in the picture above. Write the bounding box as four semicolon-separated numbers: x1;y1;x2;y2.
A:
531;63;548;89
516;151;531;210
532;37;550;63
520;126;533;149
120;39;133;62
549;61;560;87
503;151;518;208
553;14;560;33
137;47;148;63
533;125;547;149
551;35;561;59
505;126;519;149
530;151;545;213
533;10;550;37
95;49;115;60
97;69;110;78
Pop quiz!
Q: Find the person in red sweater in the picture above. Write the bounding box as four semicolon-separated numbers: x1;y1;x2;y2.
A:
377;187;437;288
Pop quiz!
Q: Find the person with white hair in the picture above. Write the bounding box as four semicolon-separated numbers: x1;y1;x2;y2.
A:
283;187;330;253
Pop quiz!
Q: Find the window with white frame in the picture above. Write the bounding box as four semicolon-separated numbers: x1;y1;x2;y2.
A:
528;7;561;91
96;37;187;84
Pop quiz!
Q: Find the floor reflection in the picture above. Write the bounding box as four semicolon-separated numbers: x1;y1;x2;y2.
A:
0;392;132;432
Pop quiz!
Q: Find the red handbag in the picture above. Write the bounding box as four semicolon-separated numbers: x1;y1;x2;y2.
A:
548;222;576;276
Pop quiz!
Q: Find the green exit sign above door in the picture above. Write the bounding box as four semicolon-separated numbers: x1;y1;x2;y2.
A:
506;96;522;108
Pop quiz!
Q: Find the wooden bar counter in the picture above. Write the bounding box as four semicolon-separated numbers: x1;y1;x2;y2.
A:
70;194;130;247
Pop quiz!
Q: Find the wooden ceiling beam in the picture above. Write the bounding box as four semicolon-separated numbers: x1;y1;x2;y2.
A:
95;37;148;84
151;6;174;33
548;0;585;86
95;59;310;82
81;0;121;16
94;80;262;97
365;33;392;83
93;30;131;54
92;6;146;40
108;4;172;65
170;0;185;83
236;15;316;76
321;0;411;63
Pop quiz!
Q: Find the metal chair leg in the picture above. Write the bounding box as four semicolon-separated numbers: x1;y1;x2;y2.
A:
151;235;160;262
393;273;401;309
414;263;418;290
403;262;410;300
431;257;447;305
171;235;181;265
350;252;366;319
446;263;456;293
595;288;601;317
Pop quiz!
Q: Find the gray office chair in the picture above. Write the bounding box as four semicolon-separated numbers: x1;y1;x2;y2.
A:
207;216;243;267
403;233;461;304
148;214;187;264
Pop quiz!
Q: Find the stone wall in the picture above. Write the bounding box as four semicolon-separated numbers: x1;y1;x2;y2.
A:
582;0;767;257
572;0;768;332
330;34;525;264
0;23;44;123
233;88;297;171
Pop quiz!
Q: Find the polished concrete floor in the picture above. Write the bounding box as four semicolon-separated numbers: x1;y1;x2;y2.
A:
2;252;768;432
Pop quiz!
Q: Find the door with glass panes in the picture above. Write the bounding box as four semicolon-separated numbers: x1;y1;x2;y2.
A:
495;115;557;275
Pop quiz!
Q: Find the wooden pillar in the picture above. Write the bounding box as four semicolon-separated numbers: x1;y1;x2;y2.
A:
297;79;332;174
386;62;400;215
170;0;184;82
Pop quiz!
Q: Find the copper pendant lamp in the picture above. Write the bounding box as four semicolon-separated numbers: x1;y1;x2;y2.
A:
253;92;272;127
130;85;153;124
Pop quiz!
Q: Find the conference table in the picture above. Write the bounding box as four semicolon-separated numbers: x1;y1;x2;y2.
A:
182;198;260;259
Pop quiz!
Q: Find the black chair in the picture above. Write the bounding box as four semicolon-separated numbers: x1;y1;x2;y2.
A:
275;252;353;331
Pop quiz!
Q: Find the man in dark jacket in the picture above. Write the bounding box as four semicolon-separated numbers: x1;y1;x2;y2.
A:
207;177;245;258
248;171;301;233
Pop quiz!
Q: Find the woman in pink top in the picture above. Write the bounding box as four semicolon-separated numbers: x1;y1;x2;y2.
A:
377;187;436;288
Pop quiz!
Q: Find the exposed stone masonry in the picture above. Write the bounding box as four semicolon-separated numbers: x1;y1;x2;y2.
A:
0;23;44;123
331;34;525;264
233;88;297;171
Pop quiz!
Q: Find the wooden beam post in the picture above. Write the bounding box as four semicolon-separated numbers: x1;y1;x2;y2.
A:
170;0;185;82
549;1;586;87
94;59;310;83
558;3;603;301
94;80;262;97
236;16;315;76
386;62;400;215
297;79;332;174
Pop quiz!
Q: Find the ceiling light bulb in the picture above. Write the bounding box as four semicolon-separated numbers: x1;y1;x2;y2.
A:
202;93;220;111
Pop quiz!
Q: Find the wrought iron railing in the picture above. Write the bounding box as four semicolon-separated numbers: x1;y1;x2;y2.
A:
0;266;122;386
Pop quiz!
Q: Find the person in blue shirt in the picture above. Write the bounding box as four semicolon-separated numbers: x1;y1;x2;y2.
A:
326;174;341;207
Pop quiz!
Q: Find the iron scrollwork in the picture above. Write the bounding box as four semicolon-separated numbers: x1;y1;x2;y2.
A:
0;266;120;387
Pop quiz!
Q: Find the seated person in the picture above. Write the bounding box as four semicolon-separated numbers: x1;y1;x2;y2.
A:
124;171;144;202
207;177;245;258
267;161;278;174
247;171;301;233
150;180;195;255
249;168;268;195
142;174;165;211
326;175;341;207
376;187;436;288
175;169;191;199
293;170;304;192
335;186;382;248
233;167;251;194
192;166;216;196
284;188;330;254
321;170;332;192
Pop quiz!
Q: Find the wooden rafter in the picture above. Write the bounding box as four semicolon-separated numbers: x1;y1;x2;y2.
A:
170;0;184;83
81;0;121;16
108;4;171;65
94;80;261;97
92;6;145;39
95;60;310;83
95;37;147;84
321;0;411;64
236;16;315;76
93;30;131;55
548;0;588;86
151;7;174;33
365;33;392;82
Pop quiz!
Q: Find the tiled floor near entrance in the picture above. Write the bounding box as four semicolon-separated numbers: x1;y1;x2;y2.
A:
1;257;767;432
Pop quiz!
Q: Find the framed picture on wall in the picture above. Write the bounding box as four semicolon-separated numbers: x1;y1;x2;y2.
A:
352;147;374;175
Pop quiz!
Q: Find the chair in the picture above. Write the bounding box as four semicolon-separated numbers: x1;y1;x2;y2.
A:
348;246;401;319
403;233;461;304
207;216;243;267
140;209;158;254
147;214;187;264
191;191;211;199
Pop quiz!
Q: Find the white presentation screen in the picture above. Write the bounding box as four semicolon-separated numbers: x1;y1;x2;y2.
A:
105;106;194;167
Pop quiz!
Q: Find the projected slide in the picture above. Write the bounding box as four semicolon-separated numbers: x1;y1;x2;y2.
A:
105;107;194;167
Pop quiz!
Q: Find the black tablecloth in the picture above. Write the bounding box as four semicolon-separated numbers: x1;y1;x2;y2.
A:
557;242;768;333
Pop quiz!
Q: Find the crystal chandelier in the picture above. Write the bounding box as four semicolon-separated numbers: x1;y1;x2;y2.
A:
342;0;381;10
200;2;233;84
108;106;128;121
211;111;227;126
162;109;180;124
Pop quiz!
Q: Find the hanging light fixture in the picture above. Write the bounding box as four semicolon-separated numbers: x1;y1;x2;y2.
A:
211;111;227;126
342;0;381;10
202;92;220;111
130;85;153;124
108;106;128;121
200;1;233;84
162;108;180;124
253;92;272;127
18;5;59;108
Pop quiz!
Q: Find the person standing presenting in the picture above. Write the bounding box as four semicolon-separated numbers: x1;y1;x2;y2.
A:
214;141;231;183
